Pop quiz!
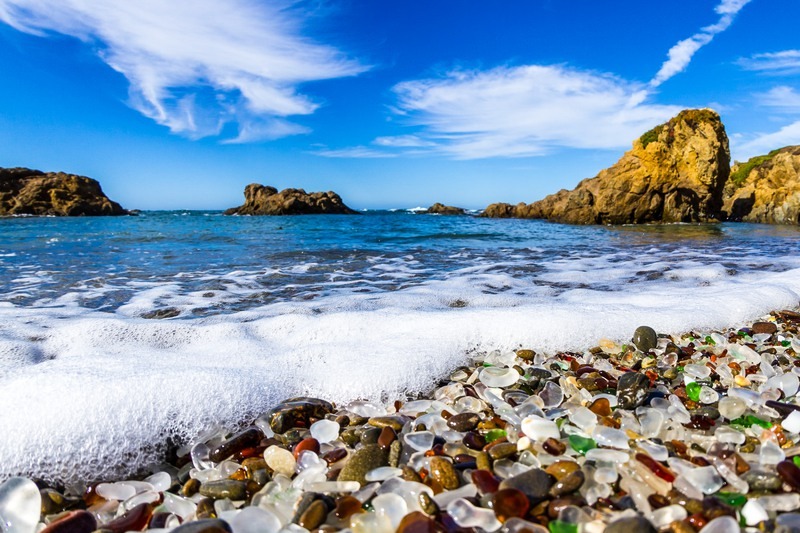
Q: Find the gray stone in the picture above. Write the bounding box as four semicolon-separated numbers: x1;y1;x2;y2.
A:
632;326;658;353
498;468;553;501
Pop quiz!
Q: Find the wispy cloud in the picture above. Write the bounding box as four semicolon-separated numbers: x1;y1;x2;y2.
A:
738;50;800;75
360;65;680;159
736;121;800;159
756;86;800;112
0;0;367;142
649;0;752;88
313;146;398;158
314;0;749;160
734;85;800;158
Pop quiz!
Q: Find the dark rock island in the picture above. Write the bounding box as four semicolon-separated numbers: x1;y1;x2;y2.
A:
723;145;800;224
224;184;357;216
425;202;466;215
483;109;731;224
0;167;127;216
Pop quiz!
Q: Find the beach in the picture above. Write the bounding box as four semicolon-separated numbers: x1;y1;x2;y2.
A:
9;308;800;532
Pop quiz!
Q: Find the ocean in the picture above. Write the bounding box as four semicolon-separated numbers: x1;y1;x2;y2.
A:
1;211;800;483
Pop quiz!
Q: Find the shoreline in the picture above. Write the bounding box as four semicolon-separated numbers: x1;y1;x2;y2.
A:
7;308;800;532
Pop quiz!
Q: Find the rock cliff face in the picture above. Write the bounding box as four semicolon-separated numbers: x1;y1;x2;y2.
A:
722;146;800;224
482;109;731;224
425;203;466;215
0;167;127;216
224;184;357;215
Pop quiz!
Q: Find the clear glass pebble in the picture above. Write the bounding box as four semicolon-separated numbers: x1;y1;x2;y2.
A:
714;426;745;444
309;419;340;444
718;396;747;420
520;415;560;441
346;400;386;418
96;482;137;501
228;506;282;533
163;492;196;519
591;426;629;449
372;493;408;530
404;431;435;451
698;516;740;533
699;385;719;404
756;493;800;512
759;440;786;465
144;471;172;493
264;445;296;477
783;410;800;434
682;465;724;494
650;504;687;529
365;467;403;482
741;499;769;526
479;367;519;388
683;364;711;379
447;498;502;532
538;381;564;408
0;477;41;533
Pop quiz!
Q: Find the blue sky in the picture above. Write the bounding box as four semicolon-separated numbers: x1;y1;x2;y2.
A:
0;0;799;210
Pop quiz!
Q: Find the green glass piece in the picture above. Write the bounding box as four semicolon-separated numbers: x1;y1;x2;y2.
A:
686;381;701;402
716;491;746;507
482;362;493;367
677;365;685;373
782;340;791;347
705;335;715;346
485;429;506;443
549;520;578;533
745;415;772;429
793;456;800;468
568;434;596;454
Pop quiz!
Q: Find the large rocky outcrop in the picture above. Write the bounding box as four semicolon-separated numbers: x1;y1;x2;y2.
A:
224;184;357;215
723;146;800;224
482;109;731;224
0;167;127;216
425;202;466;215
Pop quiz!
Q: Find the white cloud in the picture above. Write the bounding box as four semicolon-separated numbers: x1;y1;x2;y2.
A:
738;50;800;75
0;0;367;141
649;0;751;88
313;146;398;158
756;86;800;112
373;135;435;148
382;65;680;159
736;121;800;159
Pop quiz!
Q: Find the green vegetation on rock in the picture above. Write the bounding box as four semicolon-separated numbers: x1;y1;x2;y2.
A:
639;124;664;149
730;149;782;187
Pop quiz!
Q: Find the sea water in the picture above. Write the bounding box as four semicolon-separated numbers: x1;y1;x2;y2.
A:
1;211;800;483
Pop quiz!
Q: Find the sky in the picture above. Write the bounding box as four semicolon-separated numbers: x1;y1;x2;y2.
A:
0;0;799;210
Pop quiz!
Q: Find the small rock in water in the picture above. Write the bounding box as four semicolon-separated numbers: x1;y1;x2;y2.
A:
0;477;41;533
266;397;334;434
632;325;657;352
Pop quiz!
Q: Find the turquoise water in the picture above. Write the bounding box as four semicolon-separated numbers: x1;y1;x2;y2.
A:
1;212;800;482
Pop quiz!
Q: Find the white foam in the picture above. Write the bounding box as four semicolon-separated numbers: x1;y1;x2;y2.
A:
0;260;799;483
